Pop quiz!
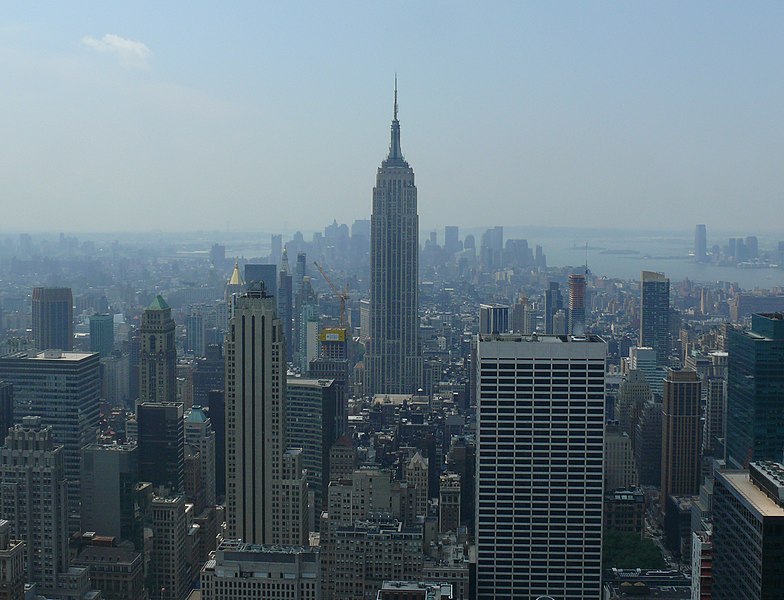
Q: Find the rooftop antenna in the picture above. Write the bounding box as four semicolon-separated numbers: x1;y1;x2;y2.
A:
394;73;398;121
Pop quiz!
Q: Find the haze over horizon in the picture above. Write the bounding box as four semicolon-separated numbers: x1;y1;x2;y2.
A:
3;2;783;234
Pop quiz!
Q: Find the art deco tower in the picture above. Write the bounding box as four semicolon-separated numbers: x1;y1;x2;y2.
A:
139;295;177;404
367;81;422;395
224;285;307;545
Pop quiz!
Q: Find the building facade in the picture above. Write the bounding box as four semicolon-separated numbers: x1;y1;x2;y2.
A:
438;473;461;534
150;496;190;600
332;520;423;600
366;84;422;396
661;369;702;507
640;271;671;366
89;313;115;357
695;224;708;263
81;442;141;544
479;304;509;335
0;521;24;600
568;273;586;335
543;282;563;335
604;422;638;492
0;417;69;594
224;287;307;545
712;463;784;599
139;295;177;404
32;287;73;351
200;540;319;600
0;382;12;443
0;350;100;533
137;402;185;495
475;333;606;599
72;544;146;600
726;313;784;468
286;377;339;514
184;406;216;507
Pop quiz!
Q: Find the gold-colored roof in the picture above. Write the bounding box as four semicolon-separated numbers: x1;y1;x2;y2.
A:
228;260;244;286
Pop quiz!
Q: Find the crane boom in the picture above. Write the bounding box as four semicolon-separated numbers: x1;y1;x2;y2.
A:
313;261;348;328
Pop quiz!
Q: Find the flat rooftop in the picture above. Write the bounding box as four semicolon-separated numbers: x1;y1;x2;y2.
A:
286;377;336;388
720;471;784;518
30;350;96;361
478;333;605;344
373;394;412;405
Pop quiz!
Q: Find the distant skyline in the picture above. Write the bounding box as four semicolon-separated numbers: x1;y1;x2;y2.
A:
2;2;784;233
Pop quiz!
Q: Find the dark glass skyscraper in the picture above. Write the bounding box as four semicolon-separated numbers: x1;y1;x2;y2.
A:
0;381;12;442
137;401;184;495
366;82;422;395
713;463;784;599
544;281;563;335
89;313;114;357
726;313;784;468
81;442;141;543
640;270;671;366
32;287;73;351
244;263;277;298
694;224;708;263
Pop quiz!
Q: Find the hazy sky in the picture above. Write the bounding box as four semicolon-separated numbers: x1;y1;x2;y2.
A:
2;2;783;234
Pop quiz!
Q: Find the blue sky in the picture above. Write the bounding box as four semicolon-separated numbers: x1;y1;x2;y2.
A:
2;2;783;234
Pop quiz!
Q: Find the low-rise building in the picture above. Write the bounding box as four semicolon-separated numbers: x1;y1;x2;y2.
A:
376;581;453;600
0;520;24;600
72;544;146;600
604;489;645;536
200;540;319;600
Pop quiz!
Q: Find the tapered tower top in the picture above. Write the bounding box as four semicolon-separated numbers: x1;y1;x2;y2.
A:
386;75;405;165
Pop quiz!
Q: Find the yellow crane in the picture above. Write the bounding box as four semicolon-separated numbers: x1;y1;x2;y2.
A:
313;261;349;328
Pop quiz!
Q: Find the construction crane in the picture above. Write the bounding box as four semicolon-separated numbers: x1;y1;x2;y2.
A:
313;261;349;328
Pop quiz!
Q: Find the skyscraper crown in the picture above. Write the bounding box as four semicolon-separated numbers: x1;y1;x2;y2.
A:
385;75;406;166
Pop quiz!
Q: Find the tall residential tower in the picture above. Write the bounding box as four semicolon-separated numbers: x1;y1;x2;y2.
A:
366;82;422;395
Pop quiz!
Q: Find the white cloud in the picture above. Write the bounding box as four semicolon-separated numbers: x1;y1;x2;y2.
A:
82;33;151;69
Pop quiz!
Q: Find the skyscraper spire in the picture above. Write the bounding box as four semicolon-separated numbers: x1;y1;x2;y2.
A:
394;73;398;121
369;81;422;396
387;75;404;163
281;247;290;273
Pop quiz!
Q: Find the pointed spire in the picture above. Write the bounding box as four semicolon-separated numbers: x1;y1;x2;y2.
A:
281;248;290;273
228;259;244;286
394;73;398;122
147;294;170;311
387;75;404;162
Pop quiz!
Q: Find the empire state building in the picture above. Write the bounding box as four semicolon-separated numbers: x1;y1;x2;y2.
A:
366;82;422;395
